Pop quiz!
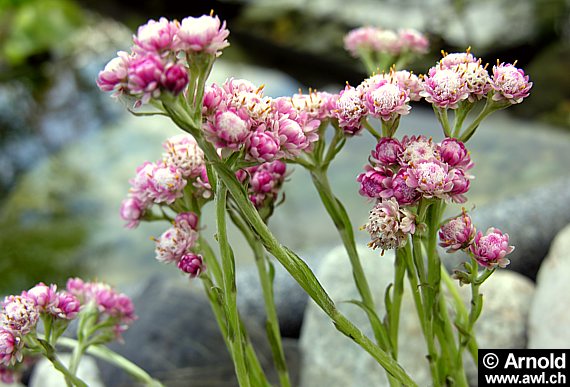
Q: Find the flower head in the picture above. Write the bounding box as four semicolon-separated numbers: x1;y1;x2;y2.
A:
439;51;477;69
154;225;197;263
371;137;403;166
470;227;514;268
52;292;81;320
204;109;252;150
344;27;381;57
133;17;179;54
0;329;22;366
391;168;421;206
333;85;367;135
120;196;146;229
398;28;429;54
178;253;205;277
23;283;58;312
362;198;416;253
437;138;473;170
175;212;199;232
405;159;455;199
136;162;186;204
246;131;280;163
126;53;165;105
96;51;130;96
399;135;437;166
420;66;469;109
357;165;393;199
438;210;476;252
491;62;532;104
176;15;230;56
455;61;491;102
1;296;39;334
163;134;204;178
364;81;410;121
161;62;189;95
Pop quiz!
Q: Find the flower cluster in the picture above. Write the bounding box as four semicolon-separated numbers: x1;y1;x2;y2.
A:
359;136;473;205
421;50;532;109
439;211;514;268
202;79;335;159
97;14;229;105
237;160;288;209
344;26;429;58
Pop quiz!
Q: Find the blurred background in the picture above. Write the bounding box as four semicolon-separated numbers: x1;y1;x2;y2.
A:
0;0;569;295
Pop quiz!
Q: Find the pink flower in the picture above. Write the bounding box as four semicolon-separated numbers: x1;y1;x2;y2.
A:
176;15;230;56
391;168;421;206
470;227;514;268
52;292;81;320
344;27;381;57
405;159;455;199
127;53;165;105
362;198;416;253
374;29;401;55
178;253;205;277
420;66;469;109
0;328;21;366
398;28;429;54
333;85;367;135
246;131;280;163
96;51;130;95
438;210;476;252
357;165;393;199
146;162;187;204
204;109;252;150
161;62;189;95
290;91;334;121
393;70;424;101
491;62;532;104
66;278;85;296
163;134;204;178
448;168;471;203
133;17;179;54
175;212;199;232
399;135;438;165
154;226;197;263
439;51;477;69
193;166;213;199
364;81;410;121
243;161;287;208
455;61;491;102
1;296;39;334
272;115;309;158
120;196;146;229
23;283;58;312
371;137;403;166
437;138;473;170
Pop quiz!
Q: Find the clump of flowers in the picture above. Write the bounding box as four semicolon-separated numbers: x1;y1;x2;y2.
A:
362;198;416;253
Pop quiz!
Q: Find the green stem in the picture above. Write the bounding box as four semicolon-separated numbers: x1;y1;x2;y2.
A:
362;119;382;140
433;106;452;137
390;249;406;360
229;208;292;387
452;101;475;138
215;180;251;387
459;98;510;142
68;340;86;377
309;168;390;351
57;338;163;386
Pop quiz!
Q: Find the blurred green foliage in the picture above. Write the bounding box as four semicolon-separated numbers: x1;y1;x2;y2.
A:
0;0;85;66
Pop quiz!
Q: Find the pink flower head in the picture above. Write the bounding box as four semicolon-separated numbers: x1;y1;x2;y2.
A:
399;135;438;165
1;296;39;334
438;210;476;252
391;168;421;206
420;66;469;109
52;292;81;320
398;28;429;54
0;328;22;366
364;81;410;121
290;91;334;121
23;283;58;312
491;62;532;104
204;109;252;150
178;253;205;277
333;84;367;135
394;70;424;101
371;137;403;166
127;52;165;105
246;130;280;163
176;14;230;56
193;166;213;199
133;17;179;54
163;134;205;178
437;138;473;170
96;51;130;95
202;83;227;115
357;165;393;199
405;159;455;199
439;51;478;69
66;278;85;296
448;168;471;203
141;162;186;204
120;195;146;229
470;227;514;268
344;27;381;57
272;114;309;158
244;161;287;208
362;198;416;253
175;212;199;232
455;61;491;102
374;29;401;55
154;225;197;263
161;61;189;95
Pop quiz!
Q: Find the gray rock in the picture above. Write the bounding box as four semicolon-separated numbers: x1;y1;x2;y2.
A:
299;245;534;387
528;223;570;348
29;354;104;387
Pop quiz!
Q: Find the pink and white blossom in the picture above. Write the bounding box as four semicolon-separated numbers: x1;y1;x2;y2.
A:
357;165;393;199
437;138;473;170
362;198;416;252
399;135;438;166
398;28;429;54
364;81;410;121
133;17;179;54
405;159;455;199
176;15;230;56
438;210;476;252
420;66;469;109
163;134;204;178
1;296;39;334
96;51;130;95
439;51;477;69
120;196;146;229
371;137;403;166
154;225;197;263
246;131;281;162
23;283;58;312
0;329;21;366
470;227;514;268
178;253;205;277
333;85;367;135
204;109;252;150
491;62;532;104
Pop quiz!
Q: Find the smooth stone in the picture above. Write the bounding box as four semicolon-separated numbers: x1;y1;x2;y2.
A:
299;245;534;387
29;354;104;387
528;223;570;348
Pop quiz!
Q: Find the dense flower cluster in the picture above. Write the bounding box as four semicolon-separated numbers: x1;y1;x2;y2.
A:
362;198;417;252
237;160;288;209
344;26;428;57
202;80;334;159
97;14;229;105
